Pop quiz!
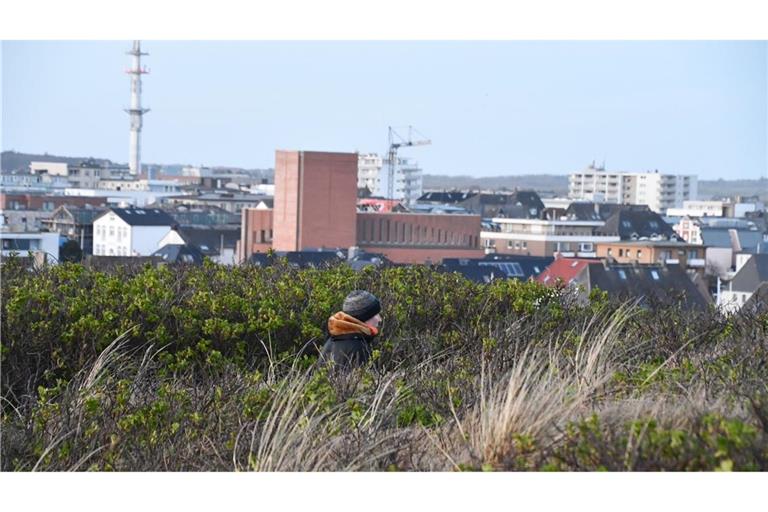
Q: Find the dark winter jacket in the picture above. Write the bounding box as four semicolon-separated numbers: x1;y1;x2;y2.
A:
319;311;379;370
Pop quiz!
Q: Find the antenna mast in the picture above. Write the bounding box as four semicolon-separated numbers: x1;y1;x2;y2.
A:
125;40;150;176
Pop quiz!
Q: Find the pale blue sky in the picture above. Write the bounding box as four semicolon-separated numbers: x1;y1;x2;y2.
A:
2;40;767;179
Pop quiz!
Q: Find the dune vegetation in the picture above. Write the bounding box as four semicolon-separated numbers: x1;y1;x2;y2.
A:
1;257;766;471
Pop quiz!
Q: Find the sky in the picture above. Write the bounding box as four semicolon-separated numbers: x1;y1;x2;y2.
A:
2;40;767;179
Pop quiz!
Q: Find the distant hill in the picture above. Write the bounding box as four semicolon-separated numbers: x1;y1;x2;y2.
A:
697;178;768;201
423;174;569;195
1;151;114;172
1;151;274;180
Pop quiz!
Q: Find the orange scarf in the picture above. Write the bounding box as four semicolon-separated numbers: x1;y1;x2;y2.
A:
327;311;379;338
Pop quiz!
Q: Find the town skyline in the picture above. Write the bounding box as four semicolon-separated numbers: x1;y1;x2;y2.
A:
2;40;766;181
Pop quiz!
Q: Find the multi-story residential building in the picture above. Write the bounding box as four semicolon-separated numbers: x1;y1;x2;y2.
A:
98;178;182;194
667;200;728;218
67;160;106;189
595;240;706;272
92;207;177;256
357;153;423;205
162;192;270;214
568;163;697;213
357;153;383;197
0;171;69;193
480;217;618;257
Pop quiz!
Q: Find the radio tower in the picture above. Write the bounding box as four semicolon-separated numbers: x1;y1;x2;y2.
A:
125;40;150;176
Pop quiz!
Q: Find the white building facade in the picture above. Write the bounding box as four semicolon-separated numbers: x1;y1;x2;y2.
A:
480;218;620;257
357;153;423;204
0;231;60;262
568;164;698;214
92;208;176;256
667;200;726;218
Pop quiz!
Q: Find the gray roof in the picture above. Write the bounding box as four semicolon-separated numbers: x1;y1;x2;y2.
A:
565;202;624;221
700;228;765;250
418;191;477;204
729;254;768;293
742;282;768;314
152;244;205;264
99;207;178;227
158;205;239;226
248;250;347;268
595;207;678;240
584;263;710;310
440;255;554;282
173;226;240;256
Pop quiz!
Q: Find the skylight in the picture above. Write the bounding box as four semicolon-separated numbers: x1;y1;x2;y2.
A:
651;270;660;280
618;269;627;280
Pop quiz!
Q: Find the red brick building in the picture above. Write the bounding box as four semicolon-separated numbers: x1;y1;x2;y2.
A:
356;212;482;263
237;208;274;263
239;149;484;264
272;151;358;252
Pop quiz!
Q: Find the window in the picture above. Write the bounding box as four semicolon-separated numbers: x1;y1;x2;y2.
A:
109;226;115;237
637;250;643;259
2;238;31;250
619;249;624;257
522;241;527;249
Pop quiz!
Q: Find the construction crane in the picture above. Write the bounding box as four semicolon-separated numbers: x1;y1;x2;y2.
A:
386;126;431;201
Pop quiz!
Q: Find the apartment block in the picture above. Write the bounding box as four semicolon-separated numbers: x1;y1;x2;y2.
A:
481;218;619;257
568;164;697;213
357;153;423;205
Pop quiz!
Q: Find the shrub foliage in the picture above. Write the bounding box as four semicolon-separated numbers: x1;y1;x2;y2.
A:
1;256;767;471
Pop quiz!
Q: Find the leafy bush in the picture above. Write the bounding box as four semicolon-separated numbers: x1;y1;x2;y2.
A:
2;256;767;471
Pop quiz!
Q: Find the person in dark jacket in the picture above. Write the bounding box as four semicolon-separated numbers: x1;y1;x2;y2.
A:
319;290;382;370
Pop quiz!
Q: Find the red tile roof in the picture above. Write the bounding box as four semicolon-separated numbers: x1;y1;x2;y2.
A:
537;257;593;286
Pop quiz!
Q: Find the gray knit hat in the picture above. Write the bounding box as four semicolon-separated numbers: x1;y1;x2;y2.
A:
343;290;381;322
